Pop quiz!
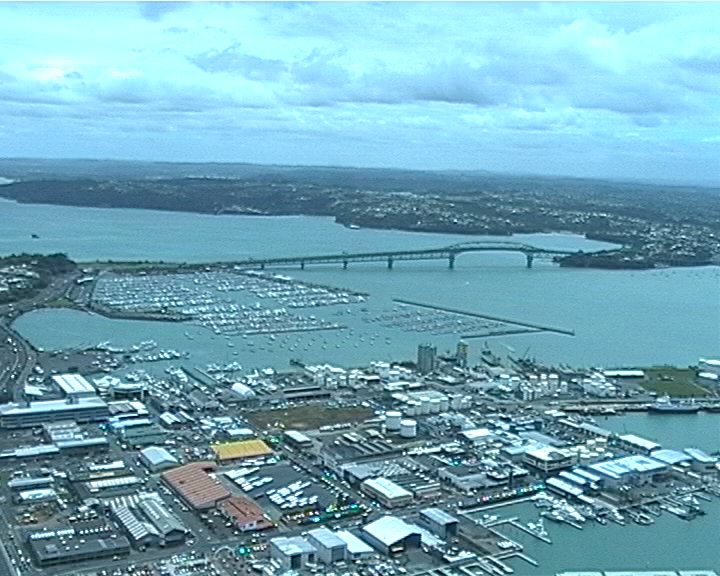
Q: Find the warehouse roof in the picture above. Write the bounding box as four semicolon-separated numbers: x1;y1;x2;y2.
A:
362;477;413;500
211;439;273;461
0;396;108;416
161;461;230;509
140;446;178;468
362;515;419;547
650;449;691;466
307;527;347;550
684;448;717;464
335;530;374;555
619;434;661;452
420;507;458;526
51;374;96;396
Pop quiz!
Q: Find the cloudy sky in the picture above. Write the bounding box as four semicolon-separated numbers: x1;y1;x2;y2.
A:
0;2;719;183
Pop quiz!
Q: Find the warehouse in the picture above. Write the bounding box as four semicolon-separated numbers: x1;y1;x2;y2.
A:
270;536;317;571
335;530;374;559
361;477;413;508
211;439;273;463
361;515;421;555
161;461;230;510
51;374;97;399
588;455;668;488
306;527;348;564
616;434;661;456
284;430;313;449
27;528;130;567
140;446;179;472
112;495;189;547
684;448;717;473
418;508;458;539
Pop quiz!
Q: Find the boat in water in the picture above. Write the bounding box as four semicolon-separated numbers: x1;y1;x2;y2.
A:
648;395;700;414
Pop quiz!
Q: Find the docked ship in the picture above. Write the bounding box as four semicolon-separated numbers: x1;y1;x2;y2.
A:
648;395;700;414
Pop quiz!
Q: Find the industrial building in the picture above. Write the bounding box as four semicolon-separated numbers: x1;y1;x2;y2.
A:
284;430;313;449
139;446;179;472
51;374;97;399
361;477;414;508
335;530;374;559
161;461;230;510
361;516;421;555
269;536;317;570
418;508;459;539
588;455;669;488
112;494;189;547
616;434;661;456
306;527;348;564
0;396;110;429
211;439;273;463
27;528;130;567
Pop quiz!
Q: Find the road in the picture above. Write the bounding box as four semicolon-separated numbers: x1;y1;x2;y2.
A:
0;274;78;401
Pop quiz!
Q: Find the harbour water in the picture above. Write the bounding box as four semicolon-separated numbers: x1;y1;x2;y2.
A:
3;198;720;571
3;198;718;368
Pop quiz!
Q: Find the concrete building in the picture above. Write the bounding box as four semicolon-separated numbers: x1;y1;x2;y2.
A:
270;536;317;570
284;430;313;449
306;527;348;564
523;446;577;474
27;528;130;567
616;434;661;456
51;374;96;399
0;397;109;429
335;530;374;560
684;448;717;473
361;477;414;508
418;508;459;539
361;516;421;555
588;455;669;488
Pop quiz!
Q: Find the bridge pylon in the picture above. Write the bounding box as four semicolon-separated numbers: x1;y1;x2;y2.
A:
526;253;534;269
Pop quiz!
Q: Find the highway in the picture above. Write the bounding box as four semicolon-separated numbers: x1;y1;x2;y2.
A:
0;274;78;402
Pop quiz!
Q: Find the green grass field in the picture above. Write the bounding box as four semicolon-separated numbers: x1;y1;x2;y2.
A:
640;367;709;397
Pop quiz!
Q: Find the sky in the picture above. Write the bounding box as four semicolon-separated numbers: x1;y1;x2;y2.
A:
0;1;719;183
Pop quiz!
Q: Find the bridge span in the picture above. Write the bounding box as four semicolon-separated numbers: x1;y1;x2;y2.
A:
232;241;579;271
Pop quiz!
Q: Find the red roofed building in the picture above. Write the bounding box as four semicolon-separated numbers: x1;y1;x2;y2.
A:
161;461;230;510
220;496;274;533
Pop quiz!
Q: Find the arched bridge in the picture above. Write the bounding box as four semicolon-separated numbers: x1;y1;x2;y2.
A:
232;241;580;270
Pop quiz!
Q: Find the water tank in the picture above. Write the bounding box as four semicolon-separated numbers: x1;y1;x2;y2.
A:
449;395;463;410
400;419;417;438
419;397;431;415
430;398;442;414
439;397;450;412
385;411;402;431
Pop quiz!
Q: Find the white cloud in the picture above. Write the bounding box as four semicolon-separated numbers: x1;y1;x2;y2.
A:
0;2;718;182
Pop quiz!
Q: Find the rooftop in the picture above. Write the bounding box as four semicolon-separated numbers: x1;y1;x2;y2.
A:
211;439;273;461
161;461;230;509
362;515;419;546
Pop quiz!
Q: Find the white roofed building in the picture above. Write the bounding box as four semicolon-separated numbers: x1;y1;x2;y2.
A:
361;477;413;508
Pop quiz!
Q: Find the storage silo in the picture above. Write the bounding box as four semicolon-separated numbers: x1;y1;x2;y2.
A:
385;411;402;432
400;419;417;439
